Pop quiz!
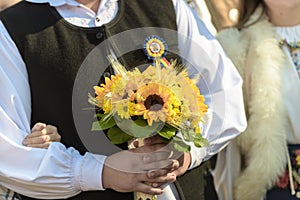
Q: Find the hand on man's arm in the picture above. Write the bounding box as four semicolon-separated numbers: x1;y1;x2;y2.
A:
22;122;61;149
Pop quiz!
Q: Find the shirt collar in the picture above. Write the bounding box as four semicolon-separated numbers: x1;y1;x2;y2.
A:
25;0;118;7
25;0;79;7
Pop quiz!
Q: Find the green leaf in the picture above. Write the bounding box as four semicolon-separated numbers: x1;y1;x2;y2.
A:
131;119;164;138
91;116;116;131
107;126;134;144
95;113;105;118
171;136;191;152
181;128;196;142
157;126;177;140
114;116;164;138
133;118;148;126
193;134;209;147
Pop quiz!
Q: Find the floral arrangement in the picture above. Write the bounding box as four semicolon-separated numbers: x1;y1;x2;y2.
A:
88;52;208;152
89;35;208;200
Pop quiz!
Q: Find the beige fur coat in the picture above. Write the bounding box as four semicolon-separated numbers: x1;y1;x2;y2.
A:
213;7;290;200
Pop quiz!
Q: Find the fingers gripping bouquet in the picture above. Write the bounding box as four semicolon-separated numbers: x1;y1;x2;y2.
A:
88;35;208;199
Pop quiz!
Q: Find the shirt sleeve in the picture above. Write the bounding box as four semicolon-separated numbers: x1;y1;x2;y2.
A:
0;21;106;199
173;0;247;169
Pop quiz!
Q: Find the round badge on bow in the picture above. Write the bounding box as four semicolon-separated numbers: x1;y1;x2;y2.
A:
143;35;170;67
144;35;167;60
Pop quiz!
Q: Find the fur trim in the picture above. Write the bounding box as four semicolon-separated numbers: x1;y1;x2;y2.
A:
217;10;288;200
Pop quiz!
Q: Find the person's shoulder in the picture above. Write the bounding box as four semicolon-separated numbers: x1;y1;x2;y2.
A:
0;0;21;11
172;0;195;17
0;1;32;19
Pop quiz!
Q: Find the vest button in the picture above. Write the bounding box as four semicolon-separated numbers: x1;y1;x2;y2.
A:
96;32;103;39
103;72;111;78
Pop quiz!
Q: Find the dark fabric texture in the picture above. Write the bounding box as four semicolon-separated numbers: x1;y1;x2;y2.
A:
266;188;298;200
175;161;218;200
0;1;214;200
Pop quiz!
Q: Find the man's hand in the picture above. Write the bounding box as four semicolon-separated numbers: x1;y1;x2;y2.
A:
102;142;179;194
142;135;191;184
22;122;61;148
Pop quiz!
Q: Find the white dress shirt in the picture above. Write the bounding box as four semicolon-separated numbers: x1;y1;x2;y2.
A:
186;0;217;35
0;0;247;199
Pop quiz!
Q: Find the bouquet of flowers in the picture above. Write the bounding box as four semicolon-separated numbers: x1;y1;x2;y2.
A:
88;35;208;200
89;54;208;151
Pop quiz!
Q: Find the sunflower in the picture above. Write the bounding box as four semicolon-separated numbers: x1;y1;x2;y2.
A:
132;83;180;126
92;74;122;113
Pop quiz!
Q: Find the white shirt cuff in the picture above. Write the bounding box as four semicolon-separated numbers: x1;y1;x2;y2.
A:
73;153;107;191
188;145;207;170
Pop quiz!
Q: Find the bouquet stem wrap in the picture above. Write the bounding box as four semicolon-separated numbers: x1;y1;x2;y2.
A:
128;138;157;200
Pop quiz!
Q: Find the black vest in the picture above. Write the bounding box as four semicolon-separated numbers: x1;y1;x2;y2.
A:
0;1;209;199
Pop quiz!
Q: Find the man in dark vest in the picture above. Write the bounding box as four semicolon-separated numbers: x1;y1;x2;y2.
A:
0;0;247;200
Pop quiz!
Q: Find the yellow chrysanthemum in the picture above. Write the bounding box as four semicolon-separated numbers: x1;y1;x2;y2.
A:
102;98;112;114
114;100;135;119
132;83;180;126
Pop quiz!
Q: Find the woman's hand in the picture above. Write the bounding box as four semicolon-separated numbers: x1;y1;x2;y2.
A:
22;122;61;148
